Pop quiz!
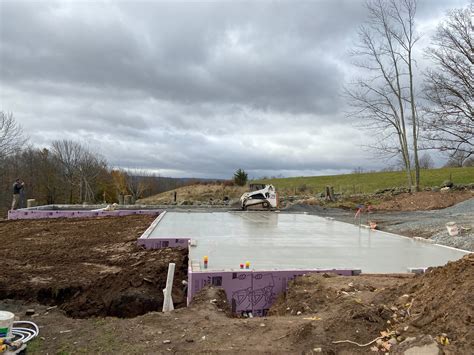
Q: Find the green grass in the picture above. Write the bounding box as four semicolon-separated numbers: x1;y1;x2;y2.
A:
254;167;474;195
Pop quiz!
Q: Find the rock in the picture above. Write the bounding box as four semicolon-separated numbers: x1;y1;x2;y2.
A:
163;340;171;344
440;186;451;193
441;180;454;188
403;342;440;355
185;339;194;343
394;335;441;355
25;309;35;316
313;347;322;352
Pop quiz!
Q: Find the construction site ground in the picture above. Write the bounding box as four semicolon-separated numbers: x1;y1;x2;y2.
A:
0;196;473;354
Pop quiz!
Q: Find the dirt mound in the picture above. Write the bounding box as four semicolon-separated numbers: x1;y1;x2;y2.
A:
189;286;232;317
0;215;188;318
268;257;473;354
374;190;473;211
390;253;474;352
269;273;338;316
269;274;401;352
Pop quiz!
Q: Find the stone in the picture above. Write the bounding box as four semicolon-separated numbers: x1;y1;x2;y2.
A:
163;340;171;344
403;343;440;355
397;335;441;355
25;309;35;316
441;180;454;188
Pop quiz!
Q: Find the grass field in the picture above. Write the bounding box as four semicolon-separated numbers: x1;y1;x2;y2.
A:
254;167;474;195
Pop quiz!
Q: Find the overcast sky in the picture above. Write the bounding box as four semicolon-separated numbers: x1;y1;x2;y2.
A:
0;0;468;178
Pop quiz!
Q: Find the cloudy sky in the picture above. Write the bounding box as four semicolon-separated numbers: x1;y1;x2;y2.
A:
0;0;468;178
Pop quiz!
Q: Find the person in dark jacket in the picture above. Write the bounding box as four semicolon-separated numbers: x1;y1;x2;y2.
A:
11;179;24;210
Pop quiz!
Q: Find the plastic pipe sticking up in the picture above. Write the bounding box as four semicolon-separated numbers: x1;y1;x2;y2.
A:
162;263;175;312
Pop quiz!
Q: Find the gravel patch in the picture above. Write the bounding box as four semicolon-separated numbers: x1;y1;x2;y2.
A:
430;229;474;252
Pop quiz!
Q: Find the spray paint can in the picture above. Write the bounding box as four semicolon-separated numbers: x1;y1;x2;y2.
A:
203;256;208;269
245;261;250;269
239;263;244;269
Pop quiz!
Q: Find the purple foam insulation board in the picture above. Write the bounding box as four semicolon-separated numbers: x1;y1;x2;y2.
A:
7;209;161;220
188;269;359;316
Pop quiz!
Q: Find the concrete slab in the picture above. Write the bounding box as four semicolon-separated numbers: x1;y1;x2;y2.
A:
145;211;469;273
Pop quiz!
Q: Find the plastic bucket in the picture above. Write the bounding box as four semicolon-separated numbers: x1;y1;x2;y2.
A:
446;222;459;237
0;311;14;340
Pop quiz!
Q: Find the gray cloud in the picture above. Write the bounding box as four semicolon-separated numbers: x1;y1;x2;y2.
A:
0;0;468;178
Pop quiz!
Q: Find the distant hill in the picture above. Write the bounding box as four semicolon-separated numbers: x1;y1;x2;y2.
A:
137;183;247;205
133;175;224;197
254;167;474;195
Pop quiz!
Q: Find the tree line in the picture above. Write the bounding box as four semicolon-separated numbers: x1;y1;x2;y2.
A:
0;117;194;215
346;1;472;190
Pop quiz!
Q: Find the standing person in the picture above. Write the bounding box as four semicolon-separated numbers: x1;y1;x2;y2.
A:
11;179;25;210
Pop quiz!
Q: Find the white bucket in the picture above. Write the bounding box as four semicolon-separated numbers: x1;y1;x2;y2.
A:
0;311;14;340
446;222;459;237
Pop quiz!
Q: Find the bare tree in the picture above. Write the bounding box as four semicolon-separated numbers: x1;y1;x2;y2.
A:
345;0;421;190
443;150;472;168
0;112;26;158
77;150;108;203
51;140;85;203
419;152;434;169
423;7;473;159
123;169;155;201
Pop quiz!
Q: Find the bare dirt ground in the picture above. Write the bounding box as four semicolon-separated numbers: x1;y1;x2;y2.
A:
312;190;473;212
0;207;472;354
372;190;473;211
1;255;472;354
0;215;188;318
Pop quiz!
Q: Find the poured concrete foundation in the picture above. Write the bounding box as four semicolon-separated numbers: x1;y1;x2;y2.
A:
137;211;469;315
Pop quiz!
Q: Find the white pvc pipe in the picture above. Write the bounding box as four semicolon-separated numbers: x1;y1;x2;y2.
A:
162;263;175;312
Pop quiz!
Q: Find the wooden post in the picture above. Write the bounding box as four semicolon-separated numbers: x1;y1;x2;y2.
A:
27;199;36;208
162;263;175;312
325;186;335;202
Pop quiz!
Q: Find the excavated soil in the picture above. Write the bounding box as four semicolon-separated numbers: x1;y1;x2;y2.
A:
374;190;473;211
270;254;474;353
0;215;188;318
387;253;474;353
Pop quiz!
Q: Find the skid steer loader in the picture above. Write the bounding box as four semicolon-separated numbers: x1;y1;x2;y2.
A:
240;184;278;210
